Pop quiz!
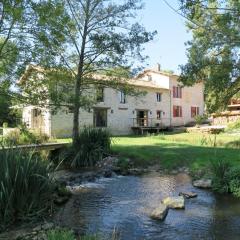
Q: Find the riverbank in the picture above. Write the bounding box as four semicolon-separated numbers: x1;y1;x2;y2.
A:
111;132;240;173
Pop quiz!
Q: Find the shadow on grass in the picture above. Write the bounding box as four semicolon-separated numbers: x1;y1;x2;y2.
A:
112;142;240;170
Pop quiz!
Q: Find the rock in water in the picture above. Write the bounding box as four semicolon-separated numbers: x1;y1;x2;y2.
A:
193;179;212;189
162;196;185;209
150;204;169;220
179;191;198;199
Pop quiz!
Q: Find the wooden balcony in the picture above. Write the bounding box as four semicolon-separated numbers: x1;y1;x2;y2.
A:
131;118;170;135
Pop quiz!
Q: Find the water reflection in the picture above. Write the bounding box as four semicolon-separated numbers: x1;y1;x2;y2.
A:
54;174;240;240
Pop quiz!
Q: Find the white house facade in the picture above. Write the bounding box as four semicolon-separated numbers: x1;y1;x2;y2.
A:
21;66;204;137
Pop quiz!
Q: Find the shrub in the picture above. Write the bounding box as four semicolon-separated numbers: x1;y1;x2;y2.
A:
47;229;75;240
227;167;240;198
210;159;231;193
64;127;111;168
195;114;208;126
227;119;240;131
0;150;53;231
3;125;49;146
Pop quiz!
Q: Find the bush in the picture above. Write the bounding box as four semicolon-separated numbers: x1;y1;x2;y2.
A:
3;125;49;146
0;150;53;231
47;229;75;240
211;159;231;193
227;167;240;198
211;160;240;197
226;119;240;132
64;127;111;168
195;114;207;126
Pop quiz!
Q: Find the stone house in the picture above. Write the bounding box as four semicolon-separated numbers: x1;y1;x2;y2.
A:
20;65;204;137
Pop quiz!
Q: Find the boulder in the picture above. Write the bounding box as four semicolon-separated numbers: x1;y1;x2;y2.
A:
193;179;212;189
179;191;198;199
150;204;169;220
162;196;185;209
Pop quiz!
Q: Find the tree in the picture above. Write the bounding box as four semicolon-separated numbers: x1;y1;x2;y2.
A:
27;0;156;147
0;0;68;123
179;0;240;113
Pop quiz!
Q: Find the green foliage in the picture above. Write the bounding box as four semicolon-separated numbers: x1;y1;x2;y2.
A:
227;119;240;131
47;229;75;240
227;167;240;198
211;160;240;197
2;122;8;128
117;158;132;172
211;159;231;193
195;115;207;126
0;150;53;231
179;0;240;112
64;127;111;168
3;125;49;146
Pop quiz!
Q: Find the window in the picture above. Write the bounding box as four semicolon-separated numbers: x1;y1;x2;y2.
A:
156;93;162;102
94;108;107;127
156;110;163;119
173;105;182;117
173;86;182;98
119;91;126;104
191;106;200;118
96;87;104;102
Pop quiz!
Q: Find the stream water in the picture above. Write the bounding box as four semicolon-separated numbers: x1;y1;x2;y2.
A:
55;173;240;240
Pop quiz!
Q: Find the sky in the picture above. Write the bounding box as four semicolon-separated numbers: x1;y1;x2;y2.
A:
138;0;192;74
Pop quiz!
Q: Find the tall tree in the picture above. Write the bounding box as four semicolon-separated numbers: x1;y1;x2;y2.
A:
0;0;68;123
179;0;240;113
28;0;156;147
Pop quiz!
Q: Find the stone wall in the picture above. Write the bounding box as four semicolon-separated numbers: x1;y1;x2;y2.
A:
213;112;240;126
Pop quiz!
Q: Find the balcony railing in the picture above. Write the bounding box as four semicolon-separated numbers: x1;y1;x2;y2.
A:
131;118;171;128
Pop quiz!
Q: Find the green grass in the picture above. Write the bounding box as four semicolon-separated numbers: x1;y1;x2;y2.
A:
111;132;240;171
57;132;240;171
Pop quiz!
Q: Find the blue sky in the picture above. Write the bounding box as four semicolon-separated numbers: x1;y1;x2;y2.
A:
138;0;192;74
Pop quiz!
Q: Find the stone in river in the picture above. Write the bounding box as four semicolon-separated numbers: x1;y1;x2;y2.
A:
179;191;198;199
193;179;212;189
150;204;169;220
162;196;185;209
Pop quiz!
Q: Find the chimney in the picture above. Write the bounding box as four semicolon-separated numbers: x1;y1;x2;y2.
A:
154;63;161;72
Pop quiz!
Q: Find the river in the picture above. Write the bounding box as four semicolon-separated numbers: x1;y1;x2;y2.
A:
55;173;240;240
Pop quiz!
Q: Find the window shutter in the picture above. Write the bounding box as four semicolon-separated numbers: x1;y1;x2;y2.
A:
173;106;176;117
180;106;182;117
173;86;176;98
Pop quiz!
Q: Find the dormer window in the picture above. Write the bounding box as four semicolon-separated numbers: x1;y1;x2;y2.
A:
96;87;104;102
119;90;126;104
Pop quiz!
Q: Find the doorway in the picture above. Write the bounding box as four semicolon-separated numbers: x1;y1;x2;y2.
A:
137;110;148;127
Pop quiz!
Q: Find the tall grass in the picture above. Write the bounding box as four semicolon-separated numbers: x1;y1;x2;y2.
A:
0;149;53;231
64;127;111;168
47;229;75;240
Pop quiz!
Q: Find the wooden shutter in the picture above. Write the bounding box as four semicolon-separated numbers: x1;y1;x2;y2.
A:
173;86;176;98
180;106;182;117
173;106;176;117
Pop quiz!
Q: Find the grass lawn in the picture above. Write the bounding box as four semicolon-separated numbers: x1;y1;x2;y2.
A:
111;132;240;171
58;132;240;171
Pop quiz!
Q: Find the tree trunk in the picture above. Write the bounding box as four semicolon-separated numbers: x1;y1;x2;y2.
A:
72;6;90;148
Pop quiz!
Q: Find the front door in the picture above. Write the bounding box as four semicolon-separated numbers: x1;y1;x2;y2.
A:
137;110;148;127
94;108;107;127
